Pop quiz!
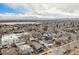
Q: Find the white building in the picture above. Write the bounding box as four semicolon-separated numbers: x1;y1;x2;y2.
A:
1;32;30;48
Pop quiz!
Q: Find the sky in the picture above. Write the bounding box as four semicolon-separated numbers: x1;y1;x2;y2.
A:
0;3;30;15
0;3;22;14
1;3;79;19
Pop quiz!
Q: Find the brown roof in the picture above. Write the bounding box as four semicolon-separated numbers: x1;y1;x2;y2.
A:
1;47;18;55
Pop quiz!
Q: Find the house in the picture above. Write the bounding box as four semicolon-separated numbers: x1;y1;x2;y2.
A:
1;32;30;48
1;47;18;55
17;44;33;55
31;41;44;53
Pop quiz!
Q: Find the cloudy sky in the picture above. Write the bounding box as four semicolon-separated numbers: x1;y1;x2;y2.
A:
0;3;79;19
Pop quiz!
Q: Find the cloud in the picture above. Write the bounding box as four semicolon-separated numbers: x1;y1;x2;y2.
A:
0;3;32;19
1;3;79;19
6;3;79;15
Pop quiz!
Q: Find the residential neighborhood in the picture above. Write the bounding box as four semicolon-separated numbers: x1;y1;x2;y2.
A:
0;20;79;55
